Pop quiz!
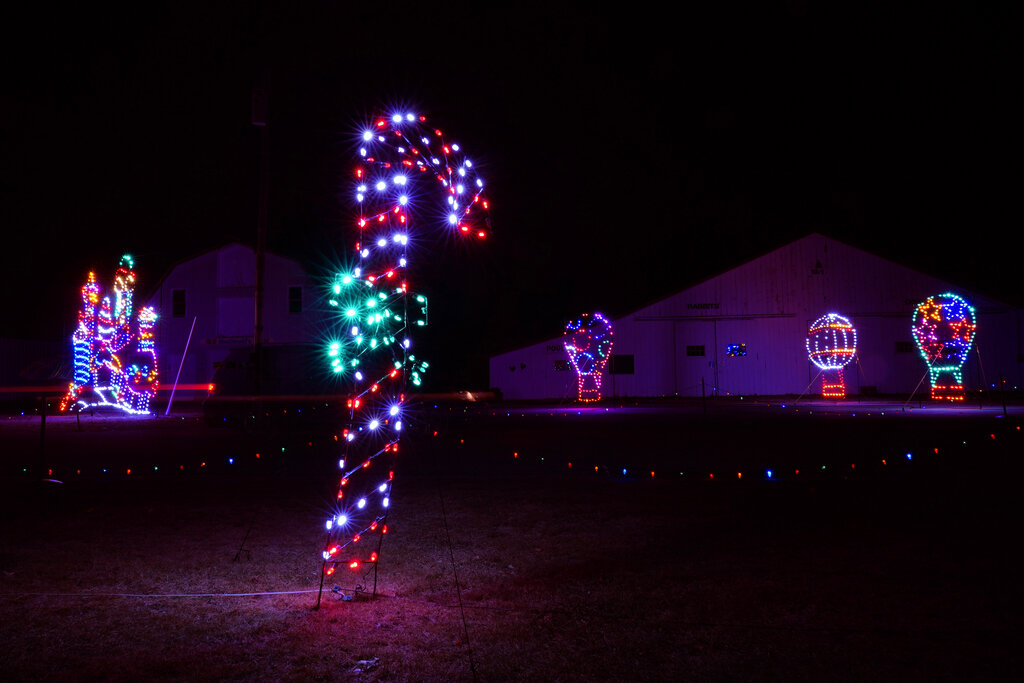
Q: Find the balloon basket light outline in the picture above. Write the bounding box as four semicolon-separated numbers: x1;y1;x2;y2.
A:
60;254;159;415
317;111;490;601
912;292;977;401
564;312;614;402
806;313;857;399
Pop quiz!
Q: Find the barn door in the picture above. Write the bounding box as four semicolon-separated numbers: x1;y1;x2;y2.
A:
674;320;717;397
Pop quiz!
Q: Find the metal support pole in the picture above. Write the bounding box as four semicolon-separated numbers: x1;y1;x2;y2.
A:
166;316;197;416
252;85;269;398
39;395;46;479
1000;372;1007;417
315;554;327;610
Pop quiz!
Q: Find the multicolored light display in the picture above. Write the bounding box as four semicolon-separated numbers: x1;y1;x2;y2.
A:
318;112;490;601
912;293;977;401
564;313;614;402
726;343;747;357
806;313;857;399
60;255;159;414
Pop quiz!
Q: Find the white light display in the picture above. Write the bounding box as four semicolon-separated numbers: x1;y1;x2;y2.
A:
805;313;857;399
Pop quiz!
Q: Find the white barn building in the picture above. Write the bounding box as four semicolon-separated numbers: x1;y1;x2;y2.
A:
146;243;319;395
490;234;1022;400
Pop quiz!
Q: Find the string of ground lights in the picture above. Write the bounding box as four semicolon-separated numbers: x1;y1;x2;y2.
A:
60;255;159;415
4;412;333;480
485;405;1023;481
316;112;491;606
9;407;1019;487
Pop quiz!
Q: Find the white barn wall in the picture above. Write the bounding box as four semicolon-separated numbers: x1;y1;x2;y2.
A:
604;319;675;398
490;234;1022;399
489;337;576;400
147;243;317;393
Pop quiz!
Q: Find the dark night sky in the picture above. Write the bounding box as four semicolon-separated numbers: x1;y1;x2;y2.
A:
1;3;1017;388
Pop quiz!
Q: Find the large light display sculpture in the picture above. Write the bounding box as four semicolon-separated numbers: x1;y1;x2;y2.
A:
317;112;490;606
564;313;614;402
61;255;159;414
805;313;857;399
911;292;977;401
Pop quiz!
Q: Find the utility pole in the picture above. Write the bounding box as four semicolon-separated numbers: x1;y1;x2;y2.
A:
252;83;269;396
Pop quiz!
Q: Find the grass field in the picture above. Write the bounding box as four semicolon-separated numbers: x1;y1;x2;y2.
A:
2;399;1022;681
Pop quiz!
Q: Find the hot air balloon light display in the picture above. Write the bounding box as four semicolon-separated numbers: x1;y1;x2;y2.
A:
911;293;977;401
564;313;614;402
805;313;857;399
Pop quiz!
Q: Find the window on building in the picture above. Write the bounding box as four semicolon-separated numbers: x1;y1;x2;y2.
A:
172;289;186;318
609;354;634;374
288;286;303;314
686;345;705;357
895;341;915;353
726;343;747;357
554;359;570;371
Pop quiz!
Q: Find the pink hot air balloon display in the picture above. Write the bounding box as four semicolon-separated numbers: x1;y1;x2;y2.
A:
564;313;614;402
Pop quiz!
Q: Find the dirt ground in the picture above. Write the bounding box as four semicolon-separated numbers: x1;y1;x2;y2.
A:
1;399;1022;681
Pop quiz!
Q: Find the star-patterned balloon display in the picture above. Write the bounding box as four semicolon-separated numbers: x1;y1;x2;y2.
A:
912;293;977;401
